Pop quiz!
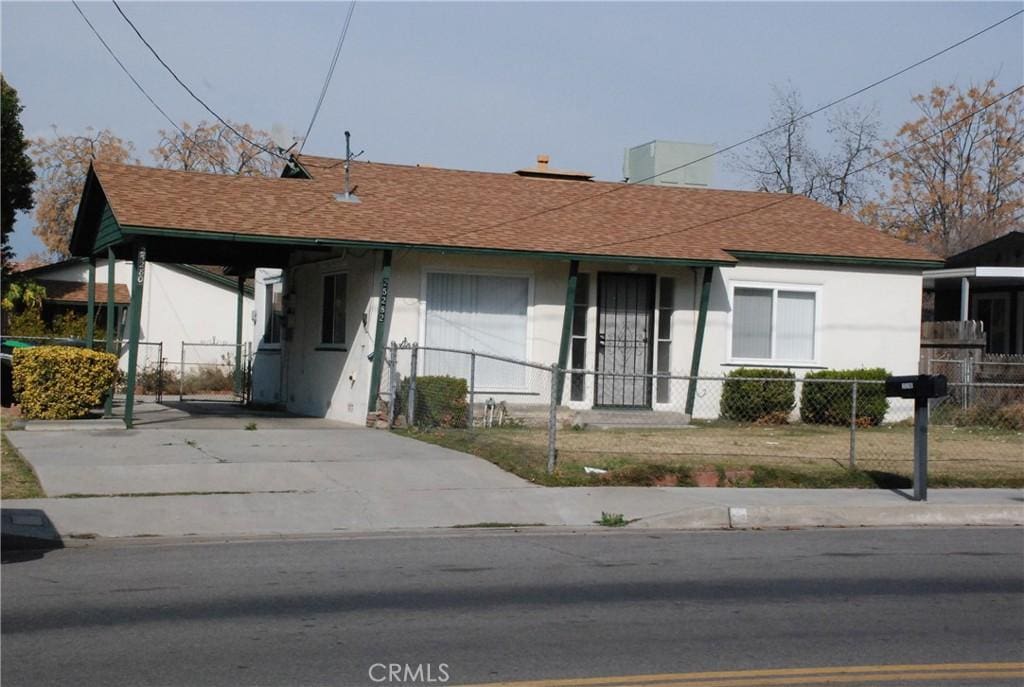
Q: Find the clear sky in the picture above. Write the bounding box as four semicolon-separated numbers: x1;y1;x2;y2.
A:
1;1;1021;260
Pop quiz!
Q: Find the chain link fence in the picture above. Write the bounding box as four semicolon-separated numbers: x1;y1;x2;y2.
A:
381;343;1023;484
177;342;252;403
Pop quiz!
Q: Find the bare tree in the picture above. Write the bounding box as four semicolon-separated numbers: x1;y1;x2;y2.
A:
150;120;282;177
813;104;881;213
735;84;818;197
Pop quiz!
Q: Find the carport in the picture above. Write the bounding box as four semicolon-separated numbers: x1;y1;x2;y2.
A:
69;160;397;428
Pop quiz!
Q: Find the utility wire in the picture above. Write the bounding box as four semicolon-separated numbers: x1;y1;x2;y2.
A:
582;86;1022;251
72;1;185;138
436;8;1024;242
111;0;288;161
299;1;357;153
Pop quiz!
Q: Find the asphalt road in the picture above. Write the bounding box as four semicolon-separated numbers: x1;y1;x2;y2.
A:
2;527;1022;687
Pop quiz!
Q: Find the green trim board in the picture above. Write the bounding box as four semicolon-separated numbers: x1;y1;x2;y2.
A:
554;260;579;404
366;250;393;416
123;244;146;429
726;250;943;269
104;248;116;418
86;258;96;347
684;266;714;416
114;224;733;268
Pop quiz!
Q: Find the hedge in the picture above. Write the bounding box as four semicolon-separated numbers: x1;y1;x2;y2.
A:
720;368;796;422
12;346;118;419
800;368;890;426
398;375;469;428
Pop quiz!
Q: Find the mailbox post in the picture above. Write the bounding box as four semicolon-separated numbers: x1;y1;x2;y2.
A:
884;374;948;502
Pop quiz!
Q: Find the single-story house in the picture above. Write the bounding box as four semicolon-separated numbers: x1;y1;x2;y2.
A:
68;154;940;427
10;258;255;372
923;231;1024;355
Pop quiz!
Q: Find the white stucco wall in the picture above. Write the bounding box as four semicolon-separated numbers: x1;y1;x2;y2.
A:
26;260;255;372
254;250;923;425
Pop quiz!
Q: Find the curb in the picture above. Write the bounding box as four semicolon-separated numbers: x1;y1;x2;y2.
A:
23;419;125;431
727;504;1024;529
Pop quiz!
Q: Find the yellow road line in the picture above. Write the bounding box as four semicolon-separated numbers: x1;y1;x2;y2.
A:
455;662;1024;687
632;668;1024;687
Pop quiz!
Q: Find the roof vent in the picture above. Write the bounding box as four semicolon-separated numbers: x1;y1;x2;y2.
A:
515;154;593;181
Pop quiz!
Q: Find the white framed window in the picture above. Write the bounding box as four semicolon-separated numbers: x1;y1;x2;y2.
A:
729;282;820;364
421;270;532;391
262;281;283;347
321;272;348;347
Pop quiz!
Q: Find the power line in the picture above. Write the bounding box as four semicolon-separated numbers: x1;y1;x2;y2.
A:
435;8;1024;243
110;0;289;162
71;1;185;138
581;86;1022;251
299;1;357;153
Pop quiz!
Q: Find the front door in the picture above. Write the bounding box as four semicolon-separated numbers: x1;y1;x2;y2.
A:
595;273;655;407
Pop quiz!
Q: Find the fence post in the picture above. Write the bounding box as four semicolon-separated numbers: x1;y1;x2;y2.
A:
848;381;858;469
547;363;559;474
179;341;185;402
386;342;398;428
157;342;164;403
468;352;476;429
409;344;419;427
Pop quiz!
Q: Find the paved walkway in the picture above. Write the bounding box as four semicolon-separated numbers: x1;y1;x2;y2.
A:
3;410;1023;541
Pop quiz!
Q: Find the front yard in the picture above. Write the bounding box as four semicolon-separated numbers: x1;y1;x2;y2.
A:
400;421;1024;488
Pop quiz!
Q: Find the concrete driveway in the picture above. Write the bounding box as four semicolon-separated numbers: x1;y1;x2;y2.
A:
7;424;530;497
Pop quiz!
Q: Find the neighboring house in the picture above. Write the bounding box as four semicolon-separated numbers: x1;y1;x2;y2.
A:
922;232;1024;355
69;154;940;427
10;258;256;371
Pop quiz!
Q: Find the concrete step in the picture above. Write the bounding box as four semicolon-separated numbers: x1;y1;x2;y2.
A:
571;409;692;430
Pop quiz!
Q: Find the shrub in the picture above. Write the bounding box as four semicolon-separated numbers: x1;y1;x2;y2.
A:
5;310;47;337
800;368;889;426
13;346;118;419
181;364;235;394
720;368;796;422
398;375;468;428
952;403;1024;431
136;362;176;394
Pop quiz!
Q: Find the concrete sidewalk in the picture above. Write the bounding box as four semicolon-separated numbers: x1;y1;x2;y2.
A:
3;425;1022;542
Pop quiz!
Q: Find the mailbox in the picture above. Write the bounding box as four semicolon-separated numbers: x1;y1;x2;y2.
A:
884;374;948;400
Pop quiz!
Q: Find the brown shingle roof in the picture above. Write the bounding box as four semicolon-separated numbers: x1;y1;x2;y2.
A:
37;279;130;305
89;156;939;264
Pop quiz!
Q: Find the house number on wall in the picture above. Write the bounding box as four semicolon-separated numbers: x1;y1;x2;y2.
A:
377;278;389;323
136;247;147;285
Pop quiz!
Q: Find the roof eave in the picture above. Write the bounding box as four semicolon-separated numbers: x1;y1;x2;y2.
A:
727;250;944;269
118;224;735;267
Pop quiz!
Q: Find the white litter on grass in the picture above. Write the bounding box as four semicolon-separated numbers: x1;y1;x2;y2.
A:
583;466;608;475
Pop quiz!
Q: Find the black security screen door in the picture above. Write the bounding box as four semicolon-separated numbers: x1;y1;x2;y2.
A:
595;273;656;408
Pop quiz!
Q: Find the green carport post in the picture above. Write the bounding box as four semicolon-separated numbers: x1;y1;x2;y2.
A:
234;275;244;397
555;260;579;404
366;250;392;421
684;266;715;417
123;244;146;429
86;257;96;347
103;248;116;418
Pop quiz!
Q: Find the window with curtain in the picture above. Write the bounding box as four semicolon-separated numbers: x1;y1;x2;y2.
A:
424;272;529;390
731;286;816;362
321;273;347;346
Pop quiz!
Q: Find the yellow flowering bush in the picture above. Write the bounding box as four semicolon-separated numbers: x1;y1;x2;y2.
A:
12;346;118;419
